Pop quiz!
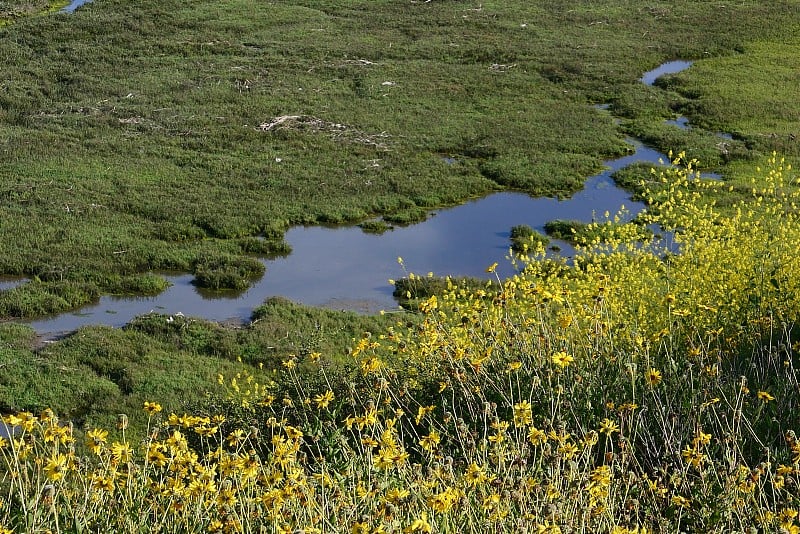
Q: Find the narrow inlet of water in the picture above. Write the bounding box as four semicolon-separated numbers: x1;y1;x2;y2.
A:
639;60;692;86
60;0;92;13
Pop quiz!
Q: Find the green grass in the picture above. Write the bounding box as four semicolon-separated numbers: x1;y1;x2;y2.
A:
0;0;68;22
0;298;401;438
0;1;799;312
662;40;800;151
509;224;549;253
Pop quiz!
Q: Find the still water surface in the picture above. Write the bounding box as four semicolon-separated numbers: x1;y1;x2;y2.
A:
25;140;667;336
20;61;701;337
60;0;92;13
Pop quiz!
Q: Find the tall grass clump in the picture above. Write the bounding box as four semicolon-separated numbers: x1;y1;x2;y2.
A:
3;154;800;532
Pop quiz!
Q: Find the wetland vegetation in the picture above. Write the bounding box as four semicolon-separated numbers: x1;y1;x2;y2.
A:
509;224;549;253
0;0;798;317
2;0;800;531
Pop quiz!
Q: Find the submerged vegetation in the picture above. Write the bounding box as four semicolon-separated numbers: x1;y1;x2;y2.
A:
4;154;800;532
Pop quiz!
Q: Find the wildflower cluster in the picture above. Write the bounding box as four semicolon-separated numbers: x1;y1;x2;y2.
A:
3;154;800;532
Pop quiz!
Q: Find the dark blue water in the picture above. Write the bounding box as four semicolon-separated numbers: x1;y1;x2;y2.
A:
24;139;667;336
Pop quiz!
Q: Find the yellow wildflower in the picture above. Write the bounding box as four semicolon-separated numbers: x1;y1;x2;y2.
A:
551;351;574;368
143;401;162;414
111;442;132;464
671;495;691;509
384;487;410;504
513;400;533;427
352;520;370;534
85;428;108;455
599;418;619;436
405;512;432;533
757;390;775;402
528;426;547;446
559;441;579;460
682;446;705;468
361;357;383;375
44;453;69;481
645;368;662;387
314;390;335;410
427;487;460;513
415;405;436;425
464;462;487;487
226;429;246;448
419;430;441;453
373;449;395;470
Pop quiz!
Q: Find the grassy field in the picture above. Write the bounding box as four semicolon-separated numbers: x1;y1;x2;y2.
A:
2;3;800;529
0;0;798;312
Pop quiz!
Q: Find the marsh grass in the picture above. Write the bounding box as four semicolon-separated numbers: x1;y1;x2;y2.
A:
0;0;67;22
0;297;402;437
541;219;650;246
1;0;799;310
510;224;549;254
359;220;393;235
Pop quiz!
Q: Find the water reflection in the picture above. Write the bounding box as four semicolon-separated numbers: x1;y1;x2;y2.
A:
19;60;705;337
0;421;12;439
60;0;92;13
26;139;668;337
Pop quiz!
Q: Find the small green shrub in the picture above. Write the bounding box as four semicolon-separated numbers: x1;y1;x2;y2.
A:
509;224;549;253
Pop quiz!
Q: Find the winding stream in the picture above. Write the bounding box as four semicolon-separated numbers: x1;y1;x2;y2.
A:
16;61;705;337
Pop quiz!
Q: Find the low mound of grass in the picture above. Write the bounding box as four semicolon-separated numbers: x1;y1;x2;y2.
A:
509;224;549;253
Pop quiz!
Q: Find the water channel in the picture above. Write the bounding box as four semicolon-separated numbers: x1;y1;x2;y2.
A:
16;61;705;338
59;0;92;14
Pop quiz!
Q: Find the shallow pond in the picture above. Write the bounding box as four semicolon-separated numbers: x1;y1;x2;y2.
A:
18;61;707;337
25;140;668;336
